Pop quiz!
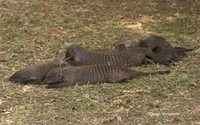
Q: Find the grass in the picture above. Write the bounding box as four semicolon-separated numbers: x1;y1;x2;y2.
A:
0;0;200;124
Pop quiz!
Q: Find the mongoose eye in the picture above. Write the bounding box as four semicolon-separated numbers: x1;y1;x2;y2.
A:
59;79;62;83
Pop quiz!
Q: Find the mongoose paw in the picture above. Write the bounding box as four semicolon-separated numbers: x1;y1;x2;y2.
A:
21;82;28;85
164;70;171;74
171;62;175;66
157;70;170;75
46;85;55;89
164;62;171;67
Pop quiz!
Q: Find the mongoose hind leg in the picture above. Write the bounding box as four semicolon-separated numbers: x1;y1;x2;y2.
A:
46;82;69;89
106;72;130;83
127;53;147;66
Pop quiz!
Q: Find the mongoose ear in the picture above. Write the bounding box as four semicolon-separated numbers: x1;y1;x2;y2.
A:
115;44;127;52
152;47;159;51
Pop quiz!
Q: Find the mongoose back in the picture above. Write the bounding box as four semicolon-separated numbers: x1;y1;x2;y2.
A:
44;65;170;88
139;35;172;49
54;49;117;63
94;49;118;54
64;44;169;66
9;61;89;84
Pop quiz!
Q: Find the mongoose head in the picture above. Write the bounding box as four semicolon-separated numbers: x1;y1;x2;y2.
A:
44;68;63;84
171;47;193;60
115;41;139;52
65;44;86;61
9;67;38;84
65;44;90;61
171;50;188;60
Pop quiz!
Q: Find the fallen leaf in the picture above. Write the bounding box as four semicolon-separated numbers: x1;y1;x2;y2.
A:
129;104;136;108
137;82;142;85
76;98;82;102
4;111;11;115
0;59;7;62
4;95;12;99
117;90;150;93
116;115;122;122
0;99;3;104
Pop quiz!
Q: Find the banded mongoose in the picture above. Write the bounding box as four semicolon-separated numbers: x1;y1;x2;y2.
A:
9;61;89;84
115;36;194;61
64;44;169;66
115;36;172;52
153;47;194;61
44;64;170;88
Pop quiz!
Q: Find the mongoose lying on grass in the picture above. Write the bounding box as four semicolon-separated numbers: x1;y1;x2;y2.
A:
153;47;194;61
115;36;194;61
116;44;193;62
44;64;170;88
9;61;89;84
65;44;169;66
115;36;172;51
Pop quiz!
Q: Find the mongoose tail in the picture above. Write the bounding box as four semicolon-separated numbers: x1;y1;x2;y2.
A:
129;70;170;79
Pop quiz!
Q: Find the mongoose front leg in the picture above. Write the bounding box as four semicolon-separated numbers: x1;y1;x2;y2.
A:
146;58;154;64
22;79;41;85
46;82;70;89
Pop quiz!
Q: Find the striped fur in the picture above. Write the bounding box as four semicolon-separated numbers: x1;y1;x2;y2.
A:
44;64;170;88
54;49;117;63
